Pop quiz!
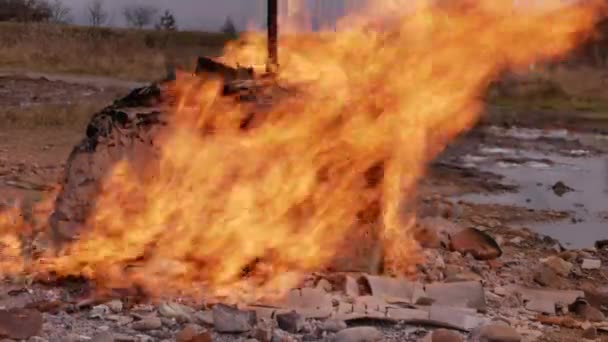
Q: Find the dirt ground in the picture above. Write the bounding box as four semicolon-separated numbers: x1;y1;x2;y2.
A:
0;72;607;342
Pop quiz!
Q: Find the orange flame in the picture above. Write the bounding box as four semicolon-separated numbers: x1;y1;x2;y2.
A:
0;0;604;301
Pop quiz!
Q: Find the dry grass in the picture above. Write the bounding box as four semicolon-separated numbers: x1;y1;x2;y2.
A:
0;22;230;82
489;65;608;116
0;100;109;130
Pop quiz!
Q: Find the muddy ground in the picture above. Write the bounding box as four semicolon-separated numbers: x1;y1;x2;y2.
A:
0;73;606;342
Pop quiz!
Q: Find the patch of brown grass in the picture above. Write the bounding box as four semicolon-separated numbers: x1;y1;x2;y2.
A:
0;100;106;130
0;22;229;82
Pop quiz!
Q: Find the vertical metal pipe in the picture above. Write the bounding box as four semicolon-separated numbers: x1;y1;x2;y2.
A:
267;0;278;72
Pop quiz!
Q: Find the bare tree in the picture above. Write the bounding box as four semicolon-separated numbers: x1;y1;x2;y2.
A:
87;0;108;27
123;5;158;29
155;9;177;31
49;0;71;23
0;0;52;22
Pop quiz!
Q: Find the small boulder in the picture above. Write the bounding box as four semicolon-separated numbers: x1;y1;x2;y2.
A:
473;323;521;342
582;326;598;339
541;256;573;276
322;319;347;333
333;327;383;342
0;308;43;340
582;259;602;270
131;316;162;331
105;300;123;313
276;311;305;334
533;266;563;288
91;332;114;342
175;324;203;342
212;304;256;333
449;228;502;260
429;329;463;342
571;299;605;322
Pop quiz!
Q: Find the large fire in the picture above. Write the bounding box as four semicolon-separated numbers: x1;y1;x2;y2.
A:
0;0;604;302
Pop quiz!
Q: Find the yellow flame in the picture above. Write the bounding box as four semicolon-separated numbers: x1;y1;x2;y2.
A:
0;0;603;302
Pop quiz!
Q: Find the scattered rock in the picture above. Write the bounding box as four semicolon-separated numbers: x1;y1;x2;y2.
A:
333;327;383;342
552;181;573;197
89;305;110;319
316;279;333;292
159;302;195;322
252;326;272;342
113;333;138;342
534;266;563;288
426;281;486;311
429;305;488;331
91;332;114;342
449;228;502;260
361;275;422;304
427;329;463;342
0;308;43;340
105;300;123;313
276;311;305;333
571;300;605;322
283;288;334;318
582;326;598;339
541;256;573;276
322;319;347;333
132;316;162;331
212;304;256;333
175;324;201;342
472;323;521;342
194;311;214;326
182;331;212;342
582;259;602;270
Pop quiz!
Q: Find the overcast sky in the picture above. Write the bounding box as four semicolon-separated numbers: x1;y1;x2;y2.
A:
61;0;269;30
61;0;359;31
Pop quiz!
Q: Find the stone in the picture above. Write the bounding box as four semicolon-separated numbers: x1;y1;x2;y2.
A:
582;326;598;339
360;275;422;303
426;281;486;311
252;326;273;342
106;315;133;326
276;311;305;333
386;307;429;320
533;266;563;288
212;304;256;333
429;305;488;331
444;271;483;283
175;324;201;342
283;288;333;319
159;302;195;322
90;332;114;342
541;256;573;276
582;259;602;270
430;329;463;342
113;334;138;342
0;309;43;340
322;319;348;333
449;228;502;260
316;279;333;292
194;311;214;326
571;300;605;322
508;286;583;315
344;275;360;297
105;300;123;313
191;332;212;342
473;323;521;342
89;305;110;319
132;316;162;331
332;327;383;342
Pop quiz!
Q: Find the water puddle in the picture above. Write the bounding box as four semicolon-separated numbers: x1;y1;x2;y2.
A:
451;127;608;249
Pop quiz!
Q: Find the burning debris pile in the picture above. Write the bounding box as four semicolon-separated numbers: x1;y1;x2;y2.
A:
0;0;606;341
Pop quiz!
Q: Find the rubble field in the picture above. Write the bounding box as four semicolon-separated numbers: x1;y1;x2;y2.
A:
0;72;607;342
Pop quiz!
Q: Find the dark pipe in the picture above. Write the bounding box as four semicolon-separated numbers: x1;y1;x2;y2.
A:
267;0;278;72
